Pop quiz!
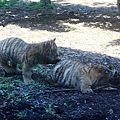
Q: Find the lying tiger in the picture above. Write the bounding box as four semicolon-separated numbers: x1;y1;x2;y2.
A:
49;60;117;93
0;37;60;84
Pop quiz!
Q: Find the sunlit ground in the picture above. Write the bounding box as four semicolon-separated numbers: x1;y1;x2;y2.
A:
0;0;119;58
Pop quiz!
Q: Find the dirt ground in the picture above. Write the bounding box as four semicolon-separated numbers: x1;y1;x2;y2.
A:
0;0;120;120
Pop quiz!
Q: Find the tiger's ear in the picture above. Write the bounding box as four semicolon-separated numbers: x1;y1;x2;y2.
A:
92;64;103;72
92;64;98;69
52;38;56;42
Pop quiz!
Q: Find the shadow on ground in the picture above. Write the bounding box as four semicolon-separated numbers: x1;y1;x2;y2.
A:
108;39;120;46
0;2;120;32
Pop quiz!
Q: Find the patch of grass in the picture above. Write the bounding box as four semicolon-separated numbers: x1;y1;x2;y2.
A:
65;27;76;32
22;92;29;99
0;73;47;103
36;64;47;75
7;92;15;99
0;77;14;90
16;112;23;119
27;81;46;91
22;0;56;10
17;64;22;70
63;102;72;108
0;0;17;8
36;64;43;73
45;104;55;116
0;0;56;9
0;77;23;103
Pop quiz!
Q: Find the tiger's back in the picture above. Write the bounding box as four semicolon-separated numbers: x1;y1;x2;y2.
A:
0;37;29;63
50;60;90;88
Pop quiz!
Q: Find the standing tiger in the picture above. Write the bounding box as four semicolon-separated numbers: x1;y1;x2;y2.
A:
0;37;60;84
49;60;117;93
117;0;120;10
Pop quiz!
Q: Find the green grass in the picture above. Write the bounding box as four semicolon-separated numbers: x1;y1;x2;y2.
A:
45;104;55;116
0;77;23;102
65;27;76;32
0;0;17;8
0;75;47;103
0;0;56;9
23;1;56;10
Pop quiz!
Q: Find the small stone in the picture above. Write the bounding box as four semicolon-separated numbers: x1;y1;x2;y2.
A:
109;109;113;114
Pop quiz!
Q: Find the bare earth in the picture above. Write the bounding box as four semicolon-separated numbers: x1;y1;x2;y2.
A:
0;0;120;120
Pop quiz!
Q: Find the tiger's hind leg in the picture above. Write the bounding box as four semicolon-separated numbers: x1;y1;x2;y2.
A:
22;62;34;84
0;61;16;74
0;59;22;75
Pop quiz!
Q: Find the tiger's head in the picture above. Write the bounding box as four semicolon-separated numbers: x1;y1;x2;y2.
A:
43;38;60;64
89;64;117;87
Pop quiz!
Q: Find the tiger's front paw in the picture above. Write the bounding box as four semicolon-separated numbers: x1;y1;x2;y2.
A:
81;88;94;94
24;79;34;84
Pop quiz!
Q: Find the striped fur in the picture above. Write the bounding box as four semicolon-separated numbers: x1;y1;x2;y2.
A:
49;60;116;93
117;0;120;10
0;37;59;83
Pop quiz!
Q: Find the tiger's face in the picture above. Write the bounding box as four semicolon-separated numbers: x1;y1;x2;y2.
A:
90;65;117;87
44;38;60;64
